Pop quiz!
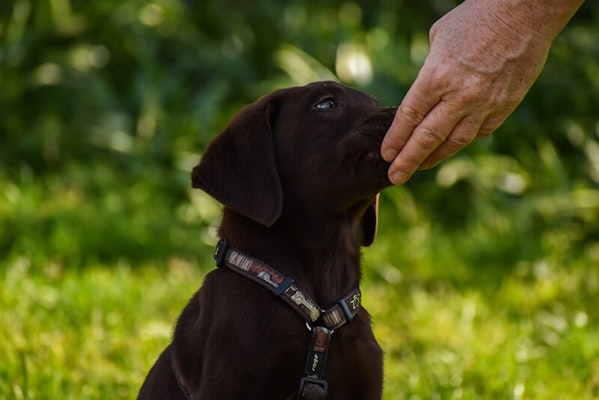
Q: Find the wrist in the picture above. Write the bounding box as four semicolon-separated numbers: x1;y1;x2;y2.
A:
486;0;584;40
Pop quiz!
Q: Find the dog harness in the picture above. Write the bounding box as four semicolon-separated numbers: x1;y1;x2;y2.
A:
172;239;361;400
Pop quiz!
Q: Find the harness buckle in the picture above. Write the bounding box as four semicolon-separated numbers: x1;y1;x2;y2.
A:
297;377;328;400
336;297;354;323
273;276;295;297
214;239;229;267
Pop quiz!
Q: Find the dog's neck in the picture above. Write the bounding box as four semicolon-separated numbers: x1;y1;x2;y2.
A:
218;208;363;307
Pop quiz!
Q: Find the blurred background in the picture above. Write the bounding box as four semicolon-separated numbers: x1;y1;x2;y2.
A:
1;1;598;399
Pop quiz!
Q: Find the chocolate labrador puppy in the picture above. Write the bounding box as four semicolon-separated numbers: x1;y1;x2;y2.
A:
137;81;396;400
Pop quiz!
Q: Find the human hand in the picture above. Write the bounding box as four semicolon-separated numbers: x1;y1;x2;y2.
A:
381;0;569;185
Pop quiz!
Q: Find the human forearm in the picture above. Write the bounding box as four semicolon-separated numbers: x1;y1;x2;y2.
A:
488;0;585;40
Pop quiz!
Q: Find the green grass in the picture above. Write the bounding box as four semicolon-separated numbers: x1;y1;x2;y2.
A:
0;259;200;399
2;251;598;399
365;258;599;399
1;177;598;399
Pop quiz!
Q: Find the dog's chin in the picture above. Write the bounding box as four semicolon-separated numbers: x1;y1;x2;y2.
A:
364;149;389;166
356;149;392;188
354;119;394;182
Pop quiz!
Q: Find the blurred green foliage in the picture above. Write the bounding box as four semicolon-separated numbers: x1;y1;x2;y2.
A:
1;0;599;398
1;0;598;269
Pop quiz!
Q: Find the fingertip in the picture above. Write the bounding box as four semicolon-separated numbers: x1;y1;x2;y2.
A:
382;147;399;163
388;168;410;186
381;122;403;162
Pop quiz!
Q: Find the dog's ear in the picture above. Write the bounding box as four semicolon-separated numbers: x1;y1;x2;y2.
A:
191;98;283;227
360;195;380;247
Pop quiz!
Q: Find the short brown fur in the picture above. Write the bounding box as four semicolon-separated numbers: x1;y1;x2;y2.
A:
137;81;395;400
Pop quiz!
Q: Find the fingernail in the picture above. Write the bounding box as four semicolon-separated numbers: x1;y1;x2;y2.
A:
382;149;398;163
390;171;409;185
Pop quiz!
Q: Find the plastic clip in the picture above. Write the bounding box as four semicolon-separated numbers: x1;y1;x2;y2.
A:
297;376;328;400
214;239;229;267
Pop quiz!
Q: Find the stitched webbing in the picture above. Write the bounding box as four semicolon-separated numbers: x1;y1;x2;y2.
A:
171;240;361;400
214;239;361;330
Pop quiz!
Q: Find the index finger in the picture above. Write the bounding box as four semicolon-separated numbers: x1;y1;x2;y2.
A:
386;99;463;184
381;74;440;163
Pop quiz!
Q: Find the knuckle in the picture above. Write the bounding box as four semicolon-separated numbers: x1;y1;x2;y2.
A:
446;73;495;108
456;80;485;104
399;104;426;127
446;133;473;147
417;125;446;149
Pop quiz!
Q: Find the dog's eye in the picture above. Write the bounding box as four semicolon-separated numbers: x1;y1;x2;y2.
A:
314;99;336;110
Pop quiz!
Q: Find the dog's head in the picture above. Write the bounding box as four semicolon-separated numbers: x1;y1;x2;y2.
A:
192;81;395;246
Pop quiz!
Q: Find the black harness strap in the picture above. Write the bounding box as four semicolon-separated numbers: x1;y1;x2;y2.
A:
214;239;361;330
297;326;333;400
171;239;362;400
